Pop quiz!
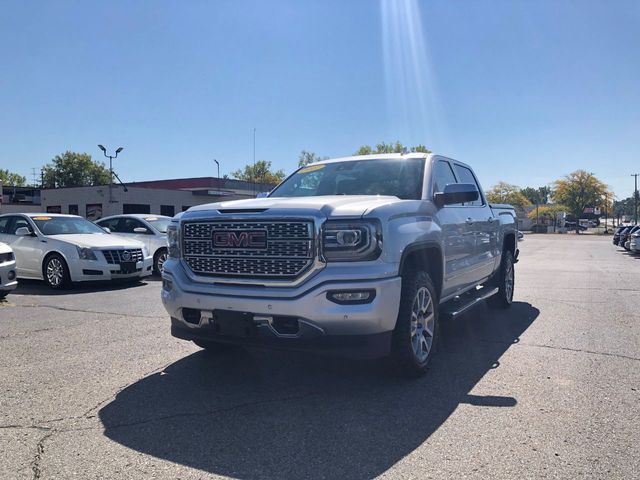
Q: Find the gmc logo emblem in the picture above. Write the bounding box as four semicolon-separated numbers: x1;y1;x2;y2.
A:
212;229;268;249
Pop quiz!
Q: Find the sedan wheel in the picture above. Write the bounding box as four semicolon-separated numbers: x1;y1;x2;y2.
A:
44;254;70;289
154;249;168;275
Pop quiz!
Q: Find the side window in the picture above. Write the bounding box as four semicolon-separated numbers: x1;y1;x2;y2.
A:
452;164;483;206
0;216;13;234
121;218;147;233
433;161;457;194
12;217;32;234
97;218;120;232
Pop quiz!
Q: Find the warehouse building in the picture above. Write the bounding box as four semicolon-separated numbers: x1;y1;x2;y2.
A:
7;177;272;220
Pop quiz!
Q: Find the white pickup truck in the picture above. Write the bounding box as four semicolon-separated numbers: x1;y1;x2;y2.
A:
161;153;518;375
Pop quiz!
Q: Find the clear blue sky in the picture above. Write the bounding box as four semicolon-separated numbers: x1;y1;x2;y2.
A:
1;0;638;198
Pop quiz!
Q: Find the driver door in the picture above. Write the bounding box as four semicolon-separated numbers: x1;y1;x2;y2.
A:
2;216;43;278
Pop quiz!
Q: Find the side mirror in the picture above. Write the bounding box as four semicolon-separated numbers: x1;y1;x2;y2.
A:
101;227;111;233
434;183;480;206
15;227;34;237
256;192;269;198
133;227;149;234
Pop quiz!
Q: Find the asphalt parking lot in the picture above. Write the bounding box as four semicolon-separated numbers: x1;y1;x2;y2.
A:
1;235;638;479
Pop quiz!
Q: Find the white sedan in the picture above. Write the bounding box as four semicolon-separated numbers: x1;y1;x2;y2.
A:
95;214;171;274
0;213;153;289
0;242;18;298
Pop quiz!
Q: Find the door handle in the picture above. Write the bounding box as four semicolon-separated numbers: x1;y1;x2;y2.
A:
466;218;474;225
487;217;495;223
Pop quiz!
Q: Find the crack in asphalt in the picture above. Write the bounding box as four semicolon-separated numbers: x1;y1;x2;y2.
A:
480;338;640;362
7;302;164;319
31;430;55;480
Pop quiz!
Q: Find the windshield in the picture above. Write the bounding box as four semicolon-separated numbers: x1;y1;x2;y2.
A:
145;218;171;233
270;158;425;200
32;216;108;235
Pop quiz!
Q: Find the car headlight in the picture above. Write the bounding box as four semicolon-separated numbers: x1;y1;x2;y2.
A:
167;223;181;259
322;220;382;262
76;246;97;261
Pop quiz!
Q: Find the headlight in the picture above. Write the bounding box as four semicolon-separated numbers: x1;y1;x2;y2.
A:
322;220;382;262
76;246;97;261
167;224;181;259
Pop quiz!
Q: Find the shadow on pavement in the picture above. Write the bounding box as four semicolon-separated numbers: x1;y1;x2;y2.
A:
100;301;538;479
11;278;152;296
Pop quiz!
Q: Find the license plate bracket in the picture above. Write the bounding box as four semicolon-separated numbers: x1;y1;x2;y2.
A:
212;310;255;337
119;261;136;274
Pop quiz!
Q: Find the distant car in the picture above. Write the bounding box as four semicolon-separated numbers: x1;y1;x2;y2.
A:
617;227;632;248
613;226;627;245
0;213;153;289
630;229;640;253
565;221;587;232
95;214;171;274
621;226;639;250
0;242;17;299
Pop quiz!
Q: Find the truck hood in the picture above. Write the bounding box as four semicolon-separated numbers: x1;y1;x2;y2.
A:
47;234;145;249
187;195;403;218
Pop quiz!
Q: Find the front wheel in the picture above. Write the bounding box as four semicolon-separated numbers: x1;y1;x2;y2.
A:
43;253;71;289
487;250;515;309
390;270;439;377
0;291;8;300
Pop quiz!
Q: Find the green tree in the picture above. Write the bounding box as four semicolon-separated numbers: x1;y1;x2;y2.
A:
485;182;532;208
553;170;610;233
298;150;328;167
354;141;431;155
520;186;552;205
230;160;286;185
0;169;27;187
527;204;565;227
42;151;111;188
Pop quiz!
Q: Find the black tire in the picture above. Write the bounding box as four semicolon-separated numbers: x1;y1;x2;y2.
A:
193;339;244;354
153;248;168;275
487;250;515;309
43;253;71;290
390;270;439;377
0;291;8;300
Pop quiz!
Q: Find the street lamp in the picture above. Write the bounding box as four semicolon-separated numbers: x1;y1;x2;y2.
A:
213;158;220;194
98;145;123;203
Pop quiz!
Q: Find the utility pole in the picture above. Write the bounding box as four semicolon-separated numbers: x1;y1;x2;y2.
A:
632;174;639;225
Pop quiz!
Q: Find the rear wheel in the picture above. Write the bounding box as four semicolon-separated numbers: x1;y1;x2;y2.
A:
43;253;71;290
487;250;515;308
390;270;439;377
0;291;8;300
153;248;168;275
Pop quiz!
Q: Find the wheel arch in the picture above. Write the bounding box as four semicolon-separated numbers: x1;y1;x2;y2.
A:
399;241;444;300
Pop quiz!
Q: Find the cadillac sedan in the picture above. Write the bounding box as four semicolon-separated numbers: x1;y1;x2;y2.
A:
0;213;153;289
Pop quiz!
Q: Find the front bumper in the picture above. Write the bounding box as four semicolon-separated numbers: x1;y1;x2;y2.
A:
161;263;402;358
0;260;18;292
67;256;154;282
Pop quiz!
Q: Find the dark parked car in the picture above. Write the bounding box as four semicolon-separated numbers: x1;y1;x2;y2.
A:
619;226;639;250
613;226;627;245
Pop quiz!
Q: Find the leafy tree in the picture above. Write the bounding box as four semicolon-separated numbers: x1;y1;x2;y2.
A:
485;182;532;208
354;141;431;155
231;160;286;185
614;196;634;218
520;186;552;205
42;151;111;188
527;204;565;226
298;150;328;168
0;169;27;187
553;170;610;233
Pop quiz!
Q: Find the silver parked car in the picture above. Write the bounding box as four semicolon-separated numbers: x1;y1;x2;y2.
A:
96;214;171;274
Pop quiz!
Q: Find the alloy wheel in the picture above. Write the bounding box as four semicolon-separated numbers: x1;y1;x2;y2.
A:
410;286;435;363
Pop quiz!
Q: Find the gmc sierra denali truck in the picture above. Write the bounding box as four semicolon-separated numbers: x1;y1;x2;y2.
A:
161;153;518;375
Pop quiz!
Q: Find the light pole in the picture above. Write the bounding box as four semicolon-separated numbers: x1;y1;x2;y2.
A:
213;158;220;193
98;145;123;203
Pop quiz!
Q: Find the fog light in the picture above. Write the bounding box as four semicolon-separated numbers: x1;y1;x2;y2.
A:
162;278;173;292
327;290;376;305
8;270;16;281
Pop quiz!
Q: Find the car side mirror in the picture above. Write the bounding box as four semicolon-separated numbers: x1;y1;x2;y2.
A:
133;227;149;234
434;183;480;206
101;227;111;233
15;227;34;237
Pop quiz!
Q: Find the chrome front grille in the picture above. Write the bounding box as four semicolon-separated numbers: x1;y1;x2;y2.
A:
182;220;314;279
102;249;144;264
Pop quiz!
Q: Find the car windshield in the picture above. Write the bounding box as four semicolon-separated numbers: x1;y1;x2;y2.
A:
32;216;107;235
145;217;171;233
269;158;425;200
